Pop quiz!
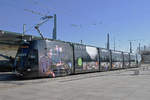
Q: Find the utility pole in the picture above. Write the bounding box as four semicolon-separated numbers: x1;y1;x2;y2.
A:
107;33;110;50
114;37;115;51
128;39;143;54
80;40;83;44
139;43;141;54
144;45;146;51
21;24;26;41
130;41;132;53
53;14;57;40
23;24;26;35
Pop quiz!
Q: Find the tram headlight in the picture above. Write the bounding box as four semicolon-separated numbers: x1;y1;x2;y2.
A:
27;68;31;72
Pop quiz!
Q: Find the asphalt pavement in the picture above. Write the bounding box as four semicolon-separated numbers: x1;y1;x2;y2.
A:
0;65;150;100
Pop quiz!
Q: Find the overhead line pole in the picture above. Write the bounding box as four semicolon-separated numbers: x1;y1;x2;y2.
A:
139;43;141;54
114;37;115;51
23;24;26;35
53;14;57;40
107;33;110;50
130;41;132;53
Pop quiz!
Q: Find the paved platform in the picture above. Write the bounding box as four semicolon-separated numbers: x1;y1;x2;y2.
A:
0;66;150;100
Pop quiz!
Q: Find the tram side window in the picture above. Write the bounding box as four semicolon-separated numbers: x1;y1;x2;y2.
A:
27;49;38;65
117;53;122;62
112;53;117;62
112;53;122;62
101;52;109;62
130;55;136;62
124;54;129;62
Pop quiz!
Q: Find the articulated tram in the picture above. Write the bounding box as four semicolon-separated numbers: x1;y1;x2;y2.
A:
14;39;141;78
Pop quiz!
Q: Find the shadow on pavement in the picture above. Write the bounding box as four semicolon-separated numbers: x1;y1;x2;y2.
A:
0;72;52;82
0;72;20;81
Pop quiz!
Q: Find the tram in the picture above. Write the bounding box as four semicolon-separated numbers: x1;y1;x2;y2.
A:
14;39;140;78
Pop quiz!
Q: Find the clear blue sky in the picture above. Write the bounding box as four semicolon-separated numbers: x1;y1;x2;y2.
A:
0;0;150;52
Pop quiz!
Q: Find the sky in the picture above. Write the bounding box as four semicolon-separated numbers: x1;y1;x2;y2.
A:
0;0;150;52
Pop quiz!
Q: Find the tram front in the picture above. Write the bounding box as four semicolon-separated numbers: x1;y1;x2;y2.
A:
14;40;38;78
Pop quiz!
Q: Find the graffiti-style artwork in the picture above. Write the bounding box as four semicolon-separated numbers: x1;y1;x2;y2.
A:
112;62;123;69
83;61;99;70
86;46;98;60
39;54;55;77
124;53;129;68
112;51;123;69
124;62;129;68
130;54;136;67
39;55;50;73
48;45;72;76
77;57;83;67
100;49;110;71
47;42;73;76
74;44;99;73
38;40;73;77
84;46;99;70
101;62;110;71
130;62;136;67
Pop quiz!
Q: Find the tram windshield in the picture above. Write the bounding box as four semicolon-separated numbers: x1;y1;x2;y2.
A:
14;41;38;72
14;42;30;68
